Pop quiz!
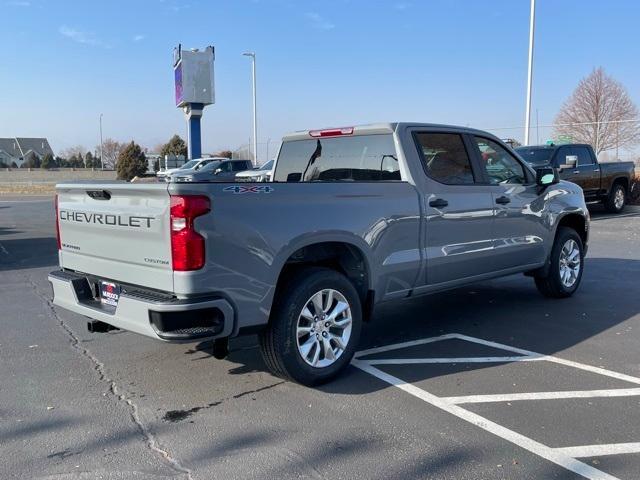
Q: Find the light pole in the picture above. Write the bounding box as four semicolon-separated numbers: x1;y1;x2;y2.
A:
243;52;258;166
99;113;104;170
524;0;536;146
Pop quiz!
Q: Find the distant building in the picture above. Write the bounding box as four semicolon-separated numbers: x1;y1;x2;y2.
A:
146;153;162;174
0;137;54;166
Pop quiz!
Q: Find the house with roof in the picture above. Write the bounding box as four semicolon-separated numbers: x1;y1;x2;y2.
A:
0;137;54;167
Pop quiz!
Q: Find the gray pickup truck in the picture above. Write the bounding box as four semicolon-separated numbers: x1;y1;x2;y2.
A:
515;143;635;213
50;123;590;385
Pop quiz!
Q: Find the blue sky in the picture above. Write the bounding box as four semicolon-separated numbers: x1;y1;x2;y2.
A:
1;0;639;159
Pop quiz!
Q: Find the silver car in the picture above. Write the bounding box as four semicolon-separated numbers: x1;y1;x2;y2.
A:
235;159;274;182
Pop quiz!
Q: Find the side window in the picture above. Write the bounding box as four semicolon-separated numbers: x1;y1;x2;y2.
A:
574;146;594;166
473;136;527;185
219;162;233;172
415;133;475;185
231;162;246;171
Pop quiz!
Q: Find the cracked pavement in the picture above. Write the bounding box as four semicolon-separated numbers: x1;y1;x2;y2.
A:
1;197;640;479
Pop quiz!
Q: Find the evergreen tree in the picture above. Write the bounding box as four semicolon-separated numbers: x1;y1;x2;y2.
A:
41;153;56;169
160;135;188;158
116;141;147;180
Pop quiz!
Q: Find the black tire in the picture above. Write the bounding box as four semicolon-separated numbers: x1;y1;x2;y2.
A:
259;267;362;386
604;183;626;214
534;227;584;298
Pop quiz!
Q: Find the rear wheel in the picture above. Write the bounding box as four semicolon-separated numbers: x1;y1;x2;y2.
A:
534;227;584;298
604;183;626;213
259;267;362;386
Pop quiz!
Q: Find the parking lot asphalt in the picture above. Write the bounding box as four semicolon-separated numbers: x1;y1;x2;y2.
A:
1;197;639;480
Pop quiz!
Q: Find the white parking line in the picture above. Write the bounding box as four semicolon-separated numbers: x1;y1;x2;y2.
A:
367;355;543;365
353;359;619;480
452;333;640;386
354;333;461;358
353;333;640;480
554;443;640;458
442;387;640;404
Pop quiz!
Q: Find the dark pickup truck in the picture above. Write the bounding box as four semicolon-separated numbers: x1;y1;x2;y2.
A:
515;144;635;213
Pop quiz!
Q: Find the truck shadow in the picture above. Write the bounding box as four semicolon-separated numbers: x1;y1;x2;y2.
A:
216;257;640;394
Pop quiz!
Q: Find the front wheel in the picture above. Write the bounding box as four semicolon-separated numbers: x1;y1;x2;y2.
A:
604;183;626;213
534;227;584;298
259;267;362;386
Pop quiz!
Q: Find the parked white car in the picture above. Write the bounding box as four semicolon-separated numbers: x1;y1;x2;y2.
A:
235;159;274;182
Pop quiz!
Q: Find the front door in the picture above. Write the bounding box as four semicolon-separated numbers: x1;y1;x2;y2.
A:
471;135;548;270
556;146;600;199
412;131;497;286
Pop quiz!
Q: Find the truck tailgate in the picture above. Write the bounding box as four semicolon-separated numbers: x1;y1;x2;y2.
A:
56;182;174;292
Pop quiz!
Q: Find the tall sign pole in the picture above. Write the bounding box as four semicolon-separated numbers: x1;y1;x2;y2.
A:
524;0;536;146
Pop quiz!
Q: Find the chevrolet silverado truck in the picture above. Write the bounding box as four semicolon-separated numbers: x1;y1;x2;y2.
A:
515;143;635;213
49;123;589;385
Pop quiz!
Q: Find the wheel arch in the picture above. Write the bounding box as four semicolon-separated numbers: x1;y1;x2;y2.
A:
271;237;375;322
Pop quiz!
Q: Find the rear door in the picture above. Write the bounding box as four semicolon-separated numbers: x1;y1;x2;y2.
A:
57;182;174;292
411;131;497;286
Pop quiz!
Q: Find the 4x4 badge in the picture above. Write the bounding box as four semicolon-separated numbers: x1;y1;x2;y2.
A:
223;185;273;194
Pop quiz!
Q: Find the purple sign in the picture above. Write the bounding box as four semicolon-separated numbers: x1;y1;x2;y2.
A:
174;64;183;106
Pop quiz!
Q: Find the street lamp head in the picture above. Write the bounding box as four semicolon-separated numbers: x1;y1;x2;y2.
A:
242;52;255;58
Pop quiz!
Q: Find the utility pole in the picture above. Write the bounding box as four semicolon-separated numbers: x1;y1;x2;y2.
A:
99;113;104;170
524;0;536;145
243;52;258;166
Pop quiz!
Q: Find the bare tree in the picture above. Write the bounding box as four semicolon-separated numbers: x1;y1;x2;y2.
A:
97;139;125;169
59;145;86;161
555;67;640;155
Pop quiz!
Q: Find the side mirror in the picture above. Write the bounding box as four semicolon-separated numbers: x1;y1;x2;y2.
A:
559;155;577;170
286;172;302;182
536;166;558;187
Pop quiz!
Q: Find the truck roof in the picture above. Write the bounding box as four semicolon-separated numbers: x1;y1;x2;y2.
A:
516;143;592;150
281;122;500;142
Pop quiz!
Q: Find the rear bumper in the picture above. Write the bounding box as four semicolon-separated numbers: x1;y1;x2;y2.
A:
48;269;234;342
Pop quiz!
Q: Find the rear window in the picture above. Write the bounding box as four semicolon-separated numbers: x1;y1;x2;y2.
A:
273;134;400;182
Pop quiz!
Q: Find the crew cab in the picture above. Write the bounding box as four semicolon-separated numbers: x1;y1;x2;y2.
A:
49;123;590;385
515;143;635;213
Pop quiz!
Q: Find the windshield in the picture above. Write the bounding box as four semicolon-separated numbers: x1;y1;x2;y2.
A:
274;134;400;182
515;147;555;166
180;160;198;169
259;160;274;171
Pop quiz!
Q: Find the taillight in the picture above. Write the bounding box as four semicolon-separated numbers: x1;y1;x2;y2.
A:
309;127;354;137
170;195;210;271
54;194;61;250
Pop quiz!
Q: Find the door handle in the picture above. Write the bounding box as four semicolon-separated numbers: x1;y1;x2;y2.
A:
495;195;511;205
429;198;448;208
572;170;580;174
